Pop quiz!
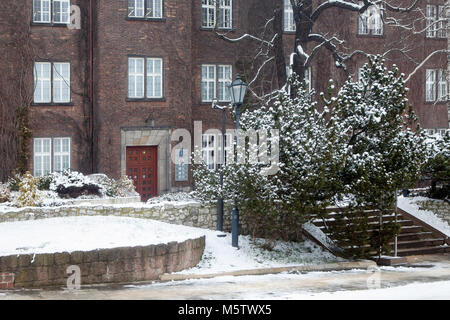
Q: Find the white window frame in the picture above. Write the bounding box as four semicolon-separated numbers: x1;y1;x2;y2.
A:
217;65;232;102
33;138;52;177
34;137;71;176
284;0;295;32
34;62;52;103
426;68;448;102
426;69;437;102
145;0;163;18
52;63;71;103
437;69;448;101
53;137;71;173
426;5;438;38
201;64;217;102
33;0;70;24
52;0;70;24
358;4;383;35
34;62;71;104
33;0;51;23
128;57;145;99
146;58;163;98
218;0;232;29
201;0;232;29
437;5;448;38
202;133;217;170
128;0;145;18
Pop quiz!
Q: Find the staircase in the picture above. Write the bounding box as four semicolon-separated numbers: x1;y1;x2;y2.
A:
311;207;450;257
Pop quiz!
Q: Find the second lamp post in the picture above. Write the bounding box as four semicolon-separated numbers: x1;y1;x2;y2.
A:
228;75;248;248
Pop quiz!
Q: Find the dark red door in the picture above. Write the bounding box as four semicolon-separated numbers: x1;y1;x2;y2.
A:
126;146;158;202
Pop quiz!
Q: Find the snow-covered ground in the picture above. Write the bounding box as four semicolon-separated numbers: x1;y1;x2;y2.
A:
0;215;340;273
277;280;450;300
0;216;204;257
398;195;450;237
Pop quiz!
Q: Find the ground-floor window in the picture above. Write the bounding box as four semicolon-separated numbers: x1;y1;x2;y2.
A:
33;137;71;176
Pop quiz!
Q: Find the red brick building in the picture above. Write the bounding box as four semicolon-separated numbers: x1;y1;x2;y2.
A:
0;0;448;200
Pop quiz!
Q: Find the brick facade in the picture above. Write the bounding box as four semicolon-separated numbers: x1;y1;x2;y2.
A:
0;0;448;196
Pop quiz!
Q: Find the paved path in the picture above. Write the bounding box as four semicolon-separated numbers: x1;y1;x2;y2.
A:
1;254;449;300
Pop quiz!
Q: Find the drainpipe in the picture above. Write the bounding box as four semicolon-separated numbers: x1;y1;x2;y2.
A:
89;0;94;173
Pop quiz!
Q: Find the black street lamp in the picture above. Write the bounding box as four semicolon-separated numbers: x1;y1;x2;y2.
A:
228;74;248;248
211;100;227;232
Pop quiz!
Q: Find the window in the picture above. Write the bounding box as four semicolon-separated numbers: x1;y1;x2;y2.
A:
284;0;295;32
128;0;163;19
128;57;164;99
53;137;71;173
34;137;71;176
201;64;232;102
34;138;52;177
201;0;232;29
358;4;383;35
33;0;70;24
426;68;448;102
426;4;447;38
34;62;71;104
202;133;233;170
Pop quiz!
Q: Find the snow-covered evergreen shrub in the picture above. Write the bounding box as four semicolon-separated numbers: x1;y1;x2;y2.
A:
423;131;449;199
36;174;53;191
50;170;101;199
194;74;345;244
7;172;22;191
0;184;11;203
324;56;427;258
14;172;43;207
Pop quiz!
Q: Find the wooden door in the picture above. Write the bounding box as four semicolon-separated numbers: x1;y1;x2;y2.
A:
126;146;158;202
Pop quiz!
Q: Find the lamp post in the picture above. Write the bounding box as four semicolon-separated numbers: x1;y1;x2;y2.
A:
212;100;227;232
228;75;248;248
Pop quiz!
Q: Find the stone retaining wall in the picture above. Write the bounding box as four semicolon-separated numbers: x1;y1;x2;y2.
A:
0;201;243;233
416;199;450;226
0;237;205;289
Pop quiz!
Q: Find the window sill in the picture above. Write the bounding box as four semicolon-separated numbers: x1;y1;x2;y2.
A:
31;22;70;27
424;100;448;105
31;102;74;106
200;27;235;32
425;36;447;40
126;98;166;102
126;17;166;22
355;33;385;38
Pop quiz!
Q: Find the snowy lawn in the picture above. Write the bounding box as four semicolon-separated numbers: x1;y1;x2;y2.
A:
398;196;450;237
0;216;204;257
0;215;342;273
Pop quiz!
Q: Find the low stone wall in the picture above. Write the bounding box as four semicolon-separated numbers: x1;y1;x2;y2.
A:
0;237;205;289
0;201;241;232
416;199;450;226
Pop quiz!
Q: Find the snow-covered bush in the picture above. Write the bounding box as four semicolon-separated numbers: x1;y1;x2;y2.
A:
147;191;199;204
324;56;426;258
194;56;427;257
50;170;101;199
14;172;43;207
423;131;449;199
88;174;138;197
7;172;22;191
36;174;53;191
0;184;11;203
194;74;344;244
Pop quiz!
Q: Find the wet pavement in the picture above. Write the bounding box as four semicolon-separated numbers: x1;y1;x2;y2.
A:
1;254;449;300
